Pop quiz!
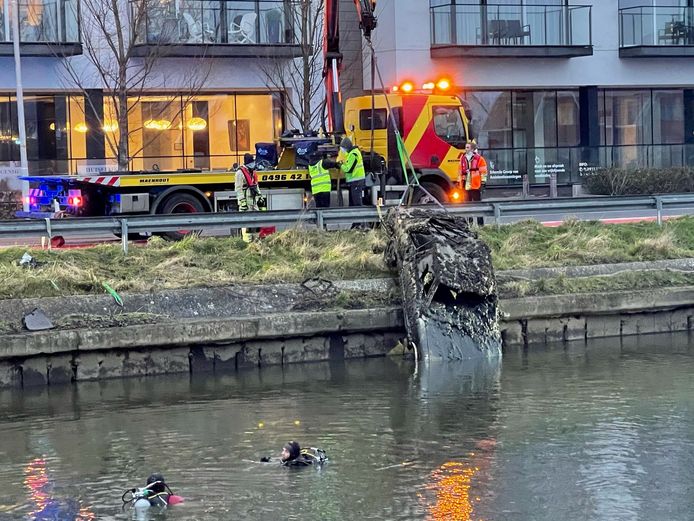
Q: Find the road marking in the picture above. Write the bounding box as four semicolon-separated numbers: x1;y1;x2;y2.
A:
541;215;679;227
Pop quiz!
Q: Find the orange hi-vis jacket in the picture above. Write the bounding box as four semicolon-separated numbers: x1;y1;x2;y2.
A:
478;155;488;184
460;152;482;190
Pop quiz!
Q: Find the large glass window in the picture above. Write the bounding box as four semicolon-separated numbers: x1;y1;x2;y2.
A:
65;92;281;173
463;91;512;149
600;90;652;146
557;90;579;146
653;90;684;144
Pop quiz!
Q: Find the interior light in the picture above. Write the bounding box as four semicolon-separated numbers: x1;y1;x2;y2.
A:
102;120;118;132
74;122;89;133
144;119;172;131
187;117;207;131
436;78;452;91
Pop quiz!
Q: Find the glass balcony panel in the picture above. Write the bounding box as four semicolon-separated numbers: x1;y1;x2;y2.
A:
620;6;694;47
137;0;296;46
430;2;592;47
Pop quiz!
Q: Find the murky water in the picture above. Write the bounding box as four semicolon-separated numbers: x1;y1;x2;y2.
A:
1;333;694;520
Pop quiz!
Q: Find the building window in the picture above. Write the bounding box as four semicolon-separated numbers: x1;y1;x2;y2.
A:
557;90;579;146
652;90;684;144
600;90;652;146
464;91;513;149
68;92;282;174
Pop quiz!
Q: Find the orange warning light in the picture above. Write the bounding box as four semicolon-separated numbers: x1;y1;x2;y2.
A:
400;81;414;93
436;78;452;91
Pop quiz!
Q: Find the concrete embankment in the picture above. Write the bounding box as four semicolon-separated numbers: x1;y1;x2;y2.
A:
2;278;694;387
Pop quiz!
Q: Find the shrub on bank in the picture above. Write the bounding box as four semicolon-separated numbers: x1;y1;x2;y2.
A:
584;167;694;196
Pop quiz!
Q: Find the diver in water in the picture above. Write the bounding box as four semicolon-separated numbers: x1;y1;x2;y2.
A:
261;441;328;467
122;473;184;511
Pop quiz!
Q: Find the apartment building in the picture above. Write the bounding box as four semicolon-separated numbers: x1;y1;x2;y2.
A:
370;0;694;187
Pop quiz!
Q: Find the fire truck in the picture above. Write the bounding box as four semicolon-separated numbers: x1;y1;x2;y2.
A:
17;1;473;231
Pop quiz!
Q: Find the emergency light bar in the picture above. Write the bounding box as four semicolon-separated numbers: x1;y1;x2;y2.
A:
389;78;453;94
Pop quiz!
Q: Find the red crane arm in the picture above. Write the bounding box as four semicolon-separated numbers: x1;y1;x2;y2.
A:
324;0;377;134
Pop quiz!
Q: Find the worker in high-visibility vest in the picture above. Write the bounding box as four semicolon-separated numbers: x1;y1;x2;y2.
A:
474;142;488;189
338;137;366;207
308;152;337;208
459;141;483;202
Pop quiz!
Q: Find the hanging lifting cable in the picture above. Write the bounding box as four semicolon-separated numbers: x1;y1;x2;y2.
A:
364;37;446;211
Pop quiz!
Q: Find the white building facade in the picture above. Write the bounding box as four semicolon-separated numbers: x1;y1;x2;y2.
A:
370;0;694;187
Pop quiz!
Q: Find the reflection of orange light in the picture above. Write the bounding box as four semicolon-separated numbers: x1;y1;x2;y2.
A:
424;461;476;521
24;458;50;516
24;457;96;520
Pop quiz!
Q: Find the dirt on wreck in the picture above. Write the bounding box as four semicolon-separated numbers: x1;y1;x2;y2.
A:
384;207;502;360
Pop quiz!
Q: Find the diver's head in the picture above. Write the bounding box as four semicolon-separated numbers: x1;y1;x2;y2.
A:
281;441;301;462
146;473;166;494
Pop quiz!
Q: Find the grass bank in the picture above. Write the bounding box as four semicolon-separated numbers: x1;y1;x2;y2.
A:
480;217;694;270
3;217;694;300
0;231;389;300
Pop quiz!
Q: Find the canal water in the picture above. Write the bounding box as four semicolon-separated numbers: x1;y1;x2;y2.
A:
1;333;693;521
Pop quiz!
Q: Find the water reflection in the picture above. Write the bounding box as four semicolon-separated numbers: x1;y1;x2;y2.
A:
0;334;693;520
23;458;94;521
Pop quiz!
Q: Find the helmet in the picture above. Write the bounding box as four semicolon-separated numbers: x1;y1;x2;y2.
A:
146;473;166;494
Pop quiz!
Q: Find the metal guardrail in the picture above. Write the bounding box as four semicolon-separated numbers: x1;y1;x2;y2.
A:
3;194;694;253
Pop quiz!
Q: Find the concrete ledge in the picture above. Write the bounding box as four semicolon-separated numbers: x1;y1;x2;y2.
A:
0;307;404;360
500;286;694;320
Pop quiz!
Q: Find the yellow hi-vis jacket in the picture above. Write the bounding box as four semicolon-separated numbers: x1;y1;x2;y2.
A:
341;147;366;183
309;160;332;194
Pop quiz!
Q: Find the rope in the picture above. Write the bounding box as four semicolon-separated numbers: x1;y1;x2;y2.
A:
364;37;446;211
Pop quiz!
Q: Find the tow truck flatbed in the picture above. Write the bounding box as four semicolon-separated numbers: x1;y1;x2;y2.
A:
19;168;312;189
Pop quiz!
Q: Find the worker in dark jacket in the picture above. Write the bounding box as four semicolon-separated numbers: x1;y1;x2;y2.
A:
338;137;366;207
260;441;328;467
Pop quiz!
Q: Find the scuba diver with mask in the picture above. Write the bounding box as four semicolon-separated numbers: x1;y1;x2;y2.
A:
121;473;184;513
260;441;328;467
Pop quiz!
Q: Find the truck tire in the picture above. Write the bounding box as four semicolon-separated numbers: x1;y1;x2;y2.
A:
157;192;205;241
413;182;449;205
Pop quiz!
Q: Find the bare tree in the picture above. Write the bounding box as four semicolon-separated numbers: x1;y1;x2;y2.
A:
57;0;211;170
258;0;326;133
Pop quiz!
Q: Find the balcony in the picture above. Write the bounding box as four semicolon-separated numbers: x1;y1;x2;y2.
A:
430;3;592;58
620;6;694;57
132;0;301;58
0;0;81;56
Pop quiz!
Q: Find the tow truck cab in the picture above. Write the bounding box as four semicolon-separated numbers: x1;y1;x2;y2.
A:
344;93;472;203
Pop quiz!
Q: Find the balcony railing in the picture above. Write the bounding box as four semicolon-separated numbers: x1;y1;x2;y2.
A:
620;6;694;47
135;0;297;47
0;0;79;46
430;3;592;50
